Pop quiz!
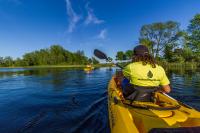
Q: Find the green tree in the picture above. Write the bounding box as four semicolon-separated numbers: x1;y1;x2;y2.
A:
92;57;99;64
116;51;125;60
182;45;194;62
37;49;50;65
14;58;23;66
187;14;200;61
171;54;185;63
73;50;88;65
23;52;37;66
164;45;174;62
64;50;73;64
49;45;66;64
125;50;133;60
4;56;13;67
0;45;91;67
139;21;182;58
0;57;3;66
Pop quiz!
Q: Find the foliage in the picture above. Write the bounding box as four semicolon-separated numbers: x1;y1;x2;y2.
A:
116;51;125;61
92;57;100;64
182;45;194;62
163;45;174;62
116;16;200;63
87;57;99;65
187;14;200;61
0;57;4;66
125;50;133;60
0;56;14;67
139;21;182;58
0;45;98;67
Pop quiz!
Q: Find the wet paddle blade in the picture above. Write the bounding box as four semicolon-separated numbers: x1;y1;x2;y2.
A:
94;49;108;60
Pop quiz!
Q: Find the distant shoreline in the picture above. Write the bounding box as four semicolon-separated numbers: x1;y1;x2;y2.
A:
1;63;198;69
0;65;85;69
0;64;112;69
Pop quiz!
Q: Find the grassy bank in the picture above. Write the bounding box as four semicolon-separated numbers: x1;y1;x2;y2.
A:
160;62;199;70
1;62;198;70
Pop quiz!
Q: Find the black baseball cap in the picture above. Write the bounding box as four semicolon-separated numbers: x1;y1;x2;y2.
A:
133;45;149;56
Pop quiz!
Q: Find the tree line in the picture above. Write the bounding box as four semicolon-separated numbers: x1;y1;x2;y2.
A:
1;14;200;67
116;14;200;63
0;45;99;67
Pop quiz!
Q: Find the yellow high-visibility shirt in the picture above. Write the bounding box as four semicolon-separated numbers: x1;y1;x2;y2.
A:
123;62;170;87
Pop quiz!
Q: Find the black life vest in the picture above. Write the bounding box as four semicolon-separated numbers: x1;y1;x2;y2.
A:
124;85;159;102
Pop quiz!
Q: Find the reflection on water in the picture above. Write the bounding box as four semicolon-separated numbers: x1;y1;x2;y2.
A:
0;67;199;133
0;68;112;133
166;68;200;110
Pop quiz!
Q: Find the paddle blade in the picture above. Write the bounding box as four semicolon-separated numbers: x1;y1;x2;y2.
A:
94;49;108;60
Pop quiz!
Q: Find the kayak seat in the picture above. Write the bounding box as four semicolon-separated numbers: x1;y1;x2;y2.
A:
125;86;158;102
121;78;158;102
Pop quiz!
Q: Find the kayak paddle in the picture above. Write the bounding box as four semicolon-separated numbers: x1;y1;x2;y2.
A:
94;49;110;61
94;49;123;68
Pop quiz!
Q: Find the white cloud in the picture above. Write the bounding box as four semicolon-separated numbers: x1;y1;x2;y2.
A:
65;0;81;33
97;29;107;39
84;3;104;25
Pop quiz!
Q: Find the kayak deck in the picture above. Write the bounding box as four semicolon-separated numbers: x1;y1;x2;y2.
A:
84;67;94;71
108;76;200;133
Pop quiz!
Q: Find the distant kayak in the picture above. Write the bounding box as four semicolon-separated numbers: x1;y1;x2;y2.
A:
84;67;93;71
84;66;94;71
108;75;200;133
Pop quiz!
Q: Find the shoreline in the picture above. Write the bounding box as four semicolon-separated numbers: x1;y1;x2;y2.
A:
0;65;86;69
0;62;199;69
0;64;112;69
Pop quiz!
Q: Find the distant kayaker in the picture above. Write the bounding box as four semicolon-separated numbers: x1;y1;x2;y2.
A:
122;45;171;100
86;64;92;68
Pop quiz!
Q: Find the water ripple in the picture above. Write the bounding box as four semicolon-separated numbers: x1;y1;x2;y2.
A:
0;68;199;133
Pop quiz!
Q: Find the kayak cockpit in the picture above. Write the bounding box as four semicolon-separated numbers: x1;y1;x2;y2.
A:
108;75;200;133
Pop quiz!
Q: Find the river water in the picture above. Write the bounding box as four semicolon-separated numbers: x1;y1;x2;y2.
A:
0;67;199;133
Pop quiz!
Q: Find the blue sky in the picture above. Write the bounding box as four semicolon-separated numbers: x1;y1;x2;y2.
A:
0;0;200;59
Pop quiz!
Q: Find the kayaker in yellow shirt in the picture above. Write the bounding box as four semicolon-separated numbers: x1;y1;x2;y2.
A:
122;45;171;100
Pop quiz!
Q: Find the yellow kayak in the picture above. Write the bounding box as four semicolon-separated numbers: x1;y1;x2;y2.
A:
84;66;94;71
108;75;200;133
